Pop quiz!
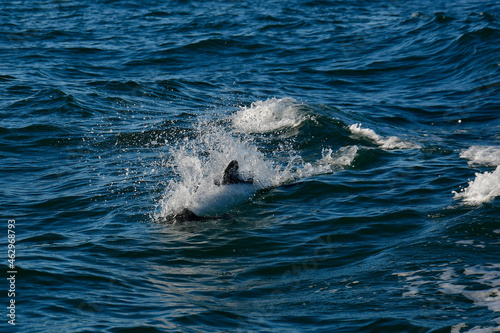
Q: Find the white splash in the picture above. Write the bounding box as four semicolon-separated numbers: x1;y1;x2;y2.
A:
320;146;358;168
157;98;358;220
460;146;500;167
231;97;306;133
454;146;500;205
348;123;421;149
453;166;500;205
395;263;500;331
293;146;358;179
157;124;278;219
188;182;258;217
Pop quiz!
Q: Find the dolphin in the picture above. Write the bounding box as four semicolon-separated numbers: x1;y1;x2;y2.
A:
215;160;254;186
171;160;255;223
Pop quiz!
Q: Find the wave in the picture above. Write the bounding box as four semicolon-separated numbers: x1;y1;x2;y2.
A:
453;166;500;206
348;123;421;149
156;97;436;221
156;98;358;221
460;146;500;167
156;125;276;220
231;97;306;133
453;146;500;205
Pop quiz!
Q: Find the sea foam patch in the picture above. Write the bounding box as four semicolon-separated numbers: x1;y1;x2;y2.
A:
453;166;500;205
157;123;277;219
231;97;306;133
348;123;421;149
460;146;500;167
454;146;500;205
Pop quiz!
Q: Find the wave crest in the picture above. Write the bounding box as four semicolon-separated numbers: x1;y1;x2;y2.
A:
348;123;421;149
156;98;358;221
231;97;306;133
454;146;500;205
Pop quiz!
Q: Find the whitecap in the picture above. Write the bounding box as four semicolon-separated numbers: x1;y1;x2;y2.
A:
319;146;358;168
156;123;278;219
231;97;306;133
460;146;500;167
348;123;421;149
291;146;358;180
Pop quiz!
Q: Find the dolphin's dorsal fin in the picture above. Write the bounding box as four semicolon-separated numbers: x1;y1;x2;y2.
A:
222;160;241;185
216;160;254;185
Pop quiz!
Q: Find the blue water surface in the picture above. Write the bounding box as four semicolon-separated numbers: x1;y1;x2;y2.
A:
1;0;499;332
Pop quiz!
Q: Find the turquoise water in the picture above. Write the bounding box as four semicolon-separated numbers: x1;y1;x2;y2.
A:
1;0;499;332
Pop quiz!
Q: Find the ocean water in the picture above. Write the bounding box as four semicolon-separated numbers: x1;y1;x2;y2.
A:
1;0;500;332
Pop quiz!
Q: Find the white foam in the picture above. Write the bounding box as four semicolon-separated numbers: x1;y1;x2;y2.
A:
231;97;306;133
319;146;358;168
454;146;500;205
292;146;358;180
156;100;358;220
156;123;278;219
274;147;357;186
460;146;500;167
348;123;420;149
453;165;500;205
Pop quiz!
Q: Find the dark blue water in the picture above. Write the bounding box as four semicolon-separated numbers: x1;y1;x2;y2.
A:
1;0;500;332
